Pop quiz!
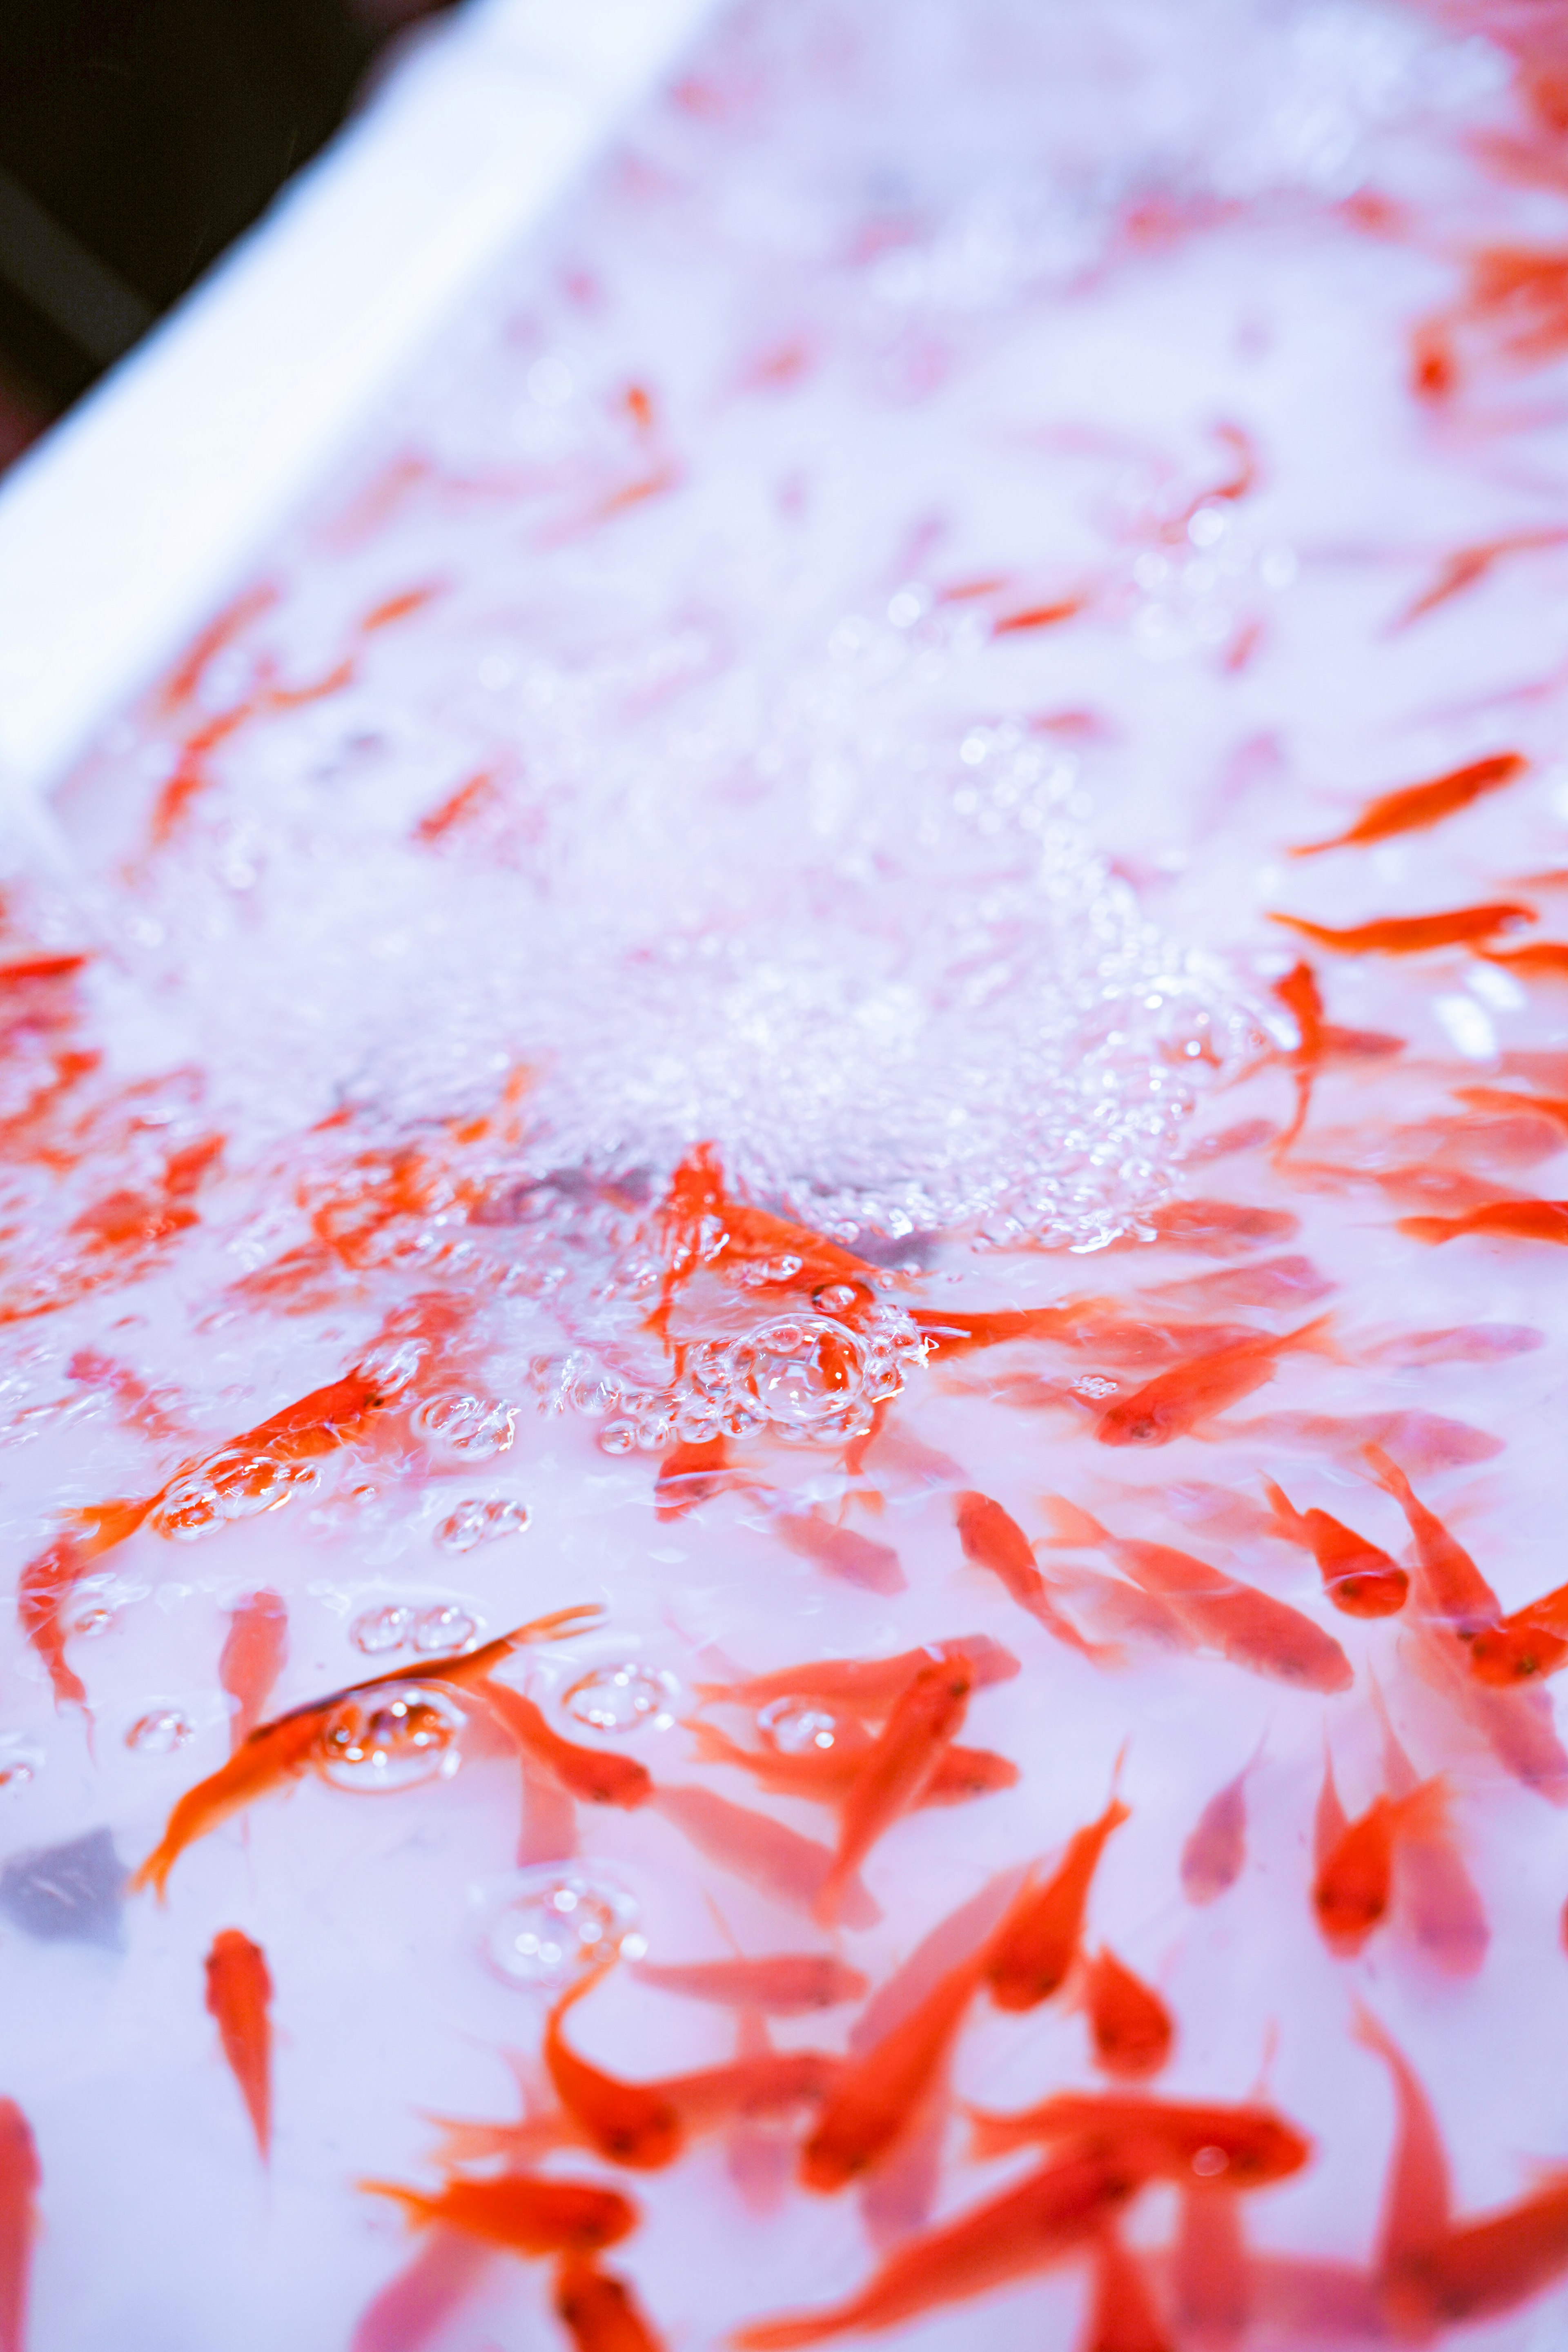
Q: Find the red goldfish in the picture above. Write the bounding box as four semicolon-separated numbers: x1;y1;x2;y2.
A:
1042;1499;1353;1693
967;2091;1310;2187
693;1637;1018;1715
555;2258;666;2352
649;1784;879;1927
1475;940;1568;981
205;1928;272;2160
815;1660;971;1924
1468;1589;1568;1685
1369;1683;1489;1977
544;1966;684;2170
1093;1315;1334;1445
1261;1478;1408;1616
219;1589;288;1749
648;1144;882;1341
772;1511;905;1595
1138;1199;1300;1253
655;1438;735;1519
800;1948;985;2192
629;1953;869;2015
1271;902;1535;955
131;1605;602;1895
985;1791;1130;2011
1362;1447;1499;1636
1312;1780;1450;1954
1180;1748;1261;1906
362;2172;636;2257
1082;1948;1175;2080
472;1680;652;1809
1289;753;1525;857
684;1717;1015;1809
1399;1198;1568;1245
735;2151;1138;2345
953;1490;1109;1659
0;2100;39;2352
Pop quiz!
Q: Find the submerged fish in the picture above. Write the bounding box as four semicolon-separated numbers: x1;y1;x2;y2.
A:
1288;753;1526;858
204;1928;273;2160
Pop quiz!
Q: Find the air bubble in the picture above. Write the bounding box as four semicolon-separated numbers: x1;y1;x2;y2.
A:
318;1686;465;1792
1192;2145;1230;2178
562;1663;677;1734
412;1604;479;1654
126;1710;194;1755
481;1864;641;1991
434;1497;530;1552
351;1603;415;1655
414;1393;517;1457
0;1743;41;1793
757;1698;841;1754
151;1450;318;1539
597;1421;638;1456
727;1315;865;1433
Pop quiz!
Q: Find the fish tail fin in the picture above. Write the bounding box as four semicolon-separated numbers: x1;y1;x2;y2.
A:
127;1844;172;1902
1286;836;1335;860
1284;1312;1339;1360
1261;1475;1305;1537
1040;1494;1109;1549
962;2103;1026;2162
1361;1443;1412;1503
357;2180;432;2226
1395;1215;1455;1244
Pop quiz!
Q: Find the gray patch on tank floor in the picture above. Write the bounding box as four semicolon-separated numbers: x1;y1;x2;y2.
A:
0;1824;125;1948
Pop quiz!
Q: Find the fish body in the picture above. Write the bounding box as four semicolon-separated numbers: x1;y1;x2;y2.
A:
1262;1479;1408;1617
695;1637;1018;1715
544;1967;684;2170
734;2151;1138;2345
1399;1198;1568;1245
474;1680;652;1809
0;2100;39;2352
1289;753;1526;857
630;1953;869;2015
650;1784;880;1927
1271;903;1535;956
773;1512;905;1595
1095;1315;1334;1446
815;1661;971;1924
967;2090;1310;2187
219;1590;289;1749
555;2259;666;2352
648;1144;880;1341
205;1928;273;2158
1312;1781;1449;1953
953;1490;1105;1658
655;1438;733;1519
1180;1761;1254;1905
1362;1448;1499;1635
685;1717;1012;1809
800;1951;984;2191
1085;2230;1176;2352
1469;1594;1568;1685
362;2172;636;2257
1084;1948;1174;2079
984;1794;1130;2011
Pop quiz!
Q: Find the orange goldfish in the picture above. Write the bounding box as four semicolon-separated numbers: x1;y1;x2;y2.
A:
1312;1781;1450;1953
1139;1198;1301;1254
1180;1750;1259;1906
773;1512;905;1595
655;1438;735;1520
737;2152;1138;2345
1261;1479;1407;1617
131;1604;601;1895
1368;1686;1489;1978
912;1301;1119;1359
684;1717;1015;1810
205;1928;273;2160
1042;1499;1353;1693
967;2091;1310;2187
1271;903;1535;956
630;1953;869;2015
1093;1315;1334;1446
648;1144;882;1341
1468;1591;1568;1686
985;1791;1130;2011
1362;1447;1499;1636
815;1659;971;1924
0;2100;39;2352
1082;1948;1174;2080
555;2258;666;2352
1399;1198;1568;1245
800;1947;986;2194
18;1497;154;1712
1172;2185;1250;2343
1272;960;1326;1150
543;1967;684;2170
472;1680;652;1809
1475;940;1568;981
1454;1082;1568;1134
361;2172;636;2257
953;1490;1108;1659
650;1785;879;1928
1289;753;1526;858
1145;1254;1334;1312
433;2050;839;2174
219;1589;289;1750
694;1637;1018;1715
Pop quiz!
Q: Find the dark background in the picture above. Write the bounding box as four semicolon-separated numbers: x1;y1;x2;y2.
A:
0;0;454;469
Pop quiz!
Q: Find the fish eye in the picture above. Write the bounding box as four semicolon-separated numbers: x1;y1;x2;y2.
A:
1191;2144;1229;2177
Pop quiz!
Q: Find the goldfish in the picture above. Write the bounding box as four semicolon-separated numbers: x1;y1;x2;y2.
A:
629;1953;869;2014
472;1680;653;1809
1145;1254;1335;1312
815;1659;972;1924
1403;1612;1568;1806
544;1966;684;2169
772;1511;905;1594
733;2150;1138;2346
1468;1590;1568;1686
1272;960;1326;1151
361;2172;636;2258
1399;1197;1568;1245
1362;1447;1499;1636
18;1496;154;1712
967;2091;1311;2188
911;1301;1119;1359
1454;1082;1568;1133
693;1637;1018;1714
1082;1948;1175;2080
655;1438;735;1519
205;1928;273;2160
555;2258;666;2352
1475;940;1568;981
1042;1499;1354;1693
518;1745;580;1867
649;1784;880;1927
953;1490;1108;1658
1288;753;1526;858
433;2048;840;2172
1312;1780;1450;1954
219;1589;289;1750
1093;1315;1335;1446
1180;1749;1260;1905
1369;1683;1489;1978
647;1144;882;1341
1084;2230;1175;2352
1172;2186;1250;2345
1138;1198;1301;1253
1367;1322;1542;1366
1270;902;1535;956
985;1791;1130;2011
993;595;1086;633
683;1717;1015;1809
0;2100;39;2352
1261;1479;1408;1617
798;1947;986;2193
130;1604;602;1895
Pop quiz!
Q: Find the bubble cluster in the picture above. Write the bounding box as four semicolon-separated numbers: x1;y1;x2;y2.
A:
317;1687;465;1793
151;1450;318;1540
757;1699;841;1755
562;1664;678;1735
125;1710;194;1755
433;1497;530;1554
480;1866;643;1991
